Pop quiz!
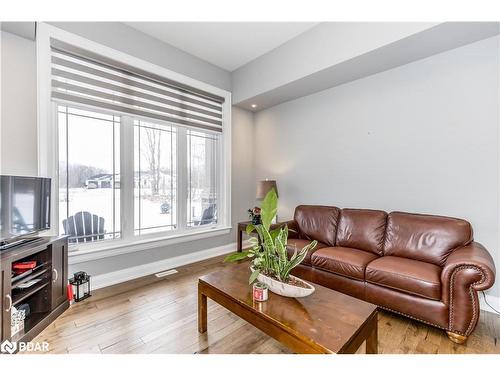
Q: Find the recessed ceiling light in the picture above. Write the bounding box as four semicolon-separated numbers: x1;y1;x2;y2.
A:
251;104;257;109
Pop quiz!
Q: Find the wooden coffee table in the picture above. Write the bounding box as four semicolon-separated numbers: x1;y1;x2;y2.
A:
198;262;378;354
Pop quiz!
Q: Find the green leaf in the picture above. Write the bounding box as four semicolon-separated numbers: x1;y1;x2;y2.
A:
289;245;298;262
249;269;260;284
269;227;281;241
248;237;259;246
224;251;251;262
275;228;288;263
304;240;318;254
279;239;316;280
260;227;275;256
260;188;278;231
246;224;255;235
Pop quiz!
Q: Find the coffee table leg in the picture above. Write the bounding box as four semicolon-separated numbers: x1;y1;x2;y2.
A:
198;284;208;333
366;315;378;354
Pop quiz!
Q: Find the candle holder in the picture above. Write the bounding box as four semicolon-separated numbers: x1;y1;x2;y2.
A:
69;271;91;302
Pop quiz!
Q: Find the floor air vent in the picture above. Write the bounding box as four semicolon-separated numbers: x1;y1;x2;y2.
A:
155;269;178;278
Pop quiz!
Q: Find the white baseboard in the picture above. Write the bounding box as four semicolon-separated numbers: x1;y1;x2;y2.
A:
91;241;248;290
479;292;500;315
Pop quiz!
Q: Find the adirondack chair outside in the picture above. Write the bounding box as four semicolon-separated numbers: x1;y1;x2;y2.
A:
194;203;217;226
63;211;106;243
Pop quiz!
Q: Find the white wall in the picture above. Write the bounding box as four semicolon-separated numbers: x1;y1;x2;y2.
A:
0;31;37;175
254;36;500;299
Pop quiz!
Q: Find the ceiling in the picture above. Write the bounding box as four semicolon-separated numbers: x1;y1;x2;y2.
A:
0;22;36;40
124;22;318;71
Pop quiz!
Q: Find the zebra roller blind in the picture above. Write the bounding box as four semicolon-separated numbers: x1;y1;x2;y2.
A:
50;38;224;132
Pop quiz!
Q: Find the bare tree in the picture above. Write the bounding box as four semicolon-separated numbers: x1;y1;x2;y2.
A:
60;162;107;188
143;128;162;196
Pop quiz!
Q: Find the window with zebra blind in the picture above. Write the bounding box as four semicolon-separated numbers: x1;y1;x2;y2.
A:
40;26;231;249
57;102;223;244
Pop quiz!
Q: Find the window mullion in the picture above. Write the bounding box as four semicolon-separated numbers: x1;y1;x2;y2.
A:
177;127;188;231
121;115;135;239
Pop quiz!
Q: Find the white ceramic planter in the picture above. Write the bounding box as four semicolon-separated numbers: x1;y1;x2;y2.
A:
255;271;315;298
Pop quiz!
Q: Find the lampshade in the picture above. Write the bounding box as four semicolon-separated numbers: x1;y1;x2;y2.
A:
256;180;278;200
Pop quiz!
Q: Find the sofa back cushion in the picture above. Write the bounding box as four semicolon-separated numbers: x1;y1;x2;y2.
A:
336;209;387;255
384;212;473;266
294;205;340;246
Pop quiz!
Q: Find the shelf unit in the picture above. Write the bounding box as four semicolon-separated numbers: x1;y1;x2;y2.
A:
12;280;51;305
11;262;50;285
1;236;69;346
11;312;49;342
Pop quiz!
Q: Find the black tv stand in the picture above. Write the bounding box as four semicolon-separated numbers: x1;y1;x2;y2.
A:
0;237;44;251
1;236;69;348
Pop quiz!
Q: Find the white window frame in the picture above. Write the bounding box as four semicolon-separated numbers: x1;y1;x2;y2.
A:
37;23;232;261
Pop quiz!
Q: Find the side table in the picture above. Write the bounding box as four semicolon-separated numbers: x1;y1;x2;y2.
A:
237;221;254;252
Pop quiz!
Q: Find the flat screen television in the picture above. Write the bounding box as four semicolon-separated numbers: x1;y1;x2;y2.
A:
0;175;51;249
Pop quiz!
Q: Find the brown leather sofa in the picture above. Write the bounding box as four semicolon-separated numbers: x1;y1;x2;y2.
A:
283;205;496;344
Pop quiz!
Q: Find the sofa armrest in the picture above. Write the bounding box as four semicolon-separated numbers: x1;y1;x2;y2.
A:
441;241;496;335
270;220;299;239
442;242;496;295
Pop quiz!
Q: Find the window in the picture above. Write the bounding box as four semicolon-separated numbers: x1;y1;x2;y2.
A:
134;120;177;235
57;105;223;245
58;106;120;243
39;27;230;250
187;130;219;227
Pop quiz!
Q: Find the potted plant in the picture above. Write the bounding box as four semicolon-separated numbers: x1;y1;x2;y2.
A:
225;188;317;298
247;206;261;225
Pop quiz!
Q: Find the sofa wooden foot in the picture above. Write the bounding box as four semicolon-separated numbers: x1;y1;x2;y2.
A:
446;331;467;344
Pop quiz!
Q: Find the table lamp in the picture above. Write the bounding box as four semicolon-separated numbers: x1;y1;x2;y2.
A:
256;180;278;222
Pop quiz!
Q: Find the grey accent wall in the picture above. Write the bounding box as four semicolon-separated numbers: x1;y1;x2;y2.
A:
49;22;231;91
0;31;38;175
254;36;500;298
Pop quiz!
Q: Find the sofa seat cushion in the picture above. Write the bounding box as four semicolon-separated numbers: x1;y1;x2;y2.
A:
366;256;442;300
311;246;379;281
286;239;327;265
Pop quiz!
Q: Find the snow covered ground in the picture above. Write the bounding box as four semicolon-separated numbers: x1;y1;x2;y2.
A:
59;188;183;237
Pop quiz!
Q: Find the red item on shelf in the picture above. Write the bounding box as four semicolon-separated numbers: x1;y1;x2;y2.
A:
67;284;74;302
12;261;37;270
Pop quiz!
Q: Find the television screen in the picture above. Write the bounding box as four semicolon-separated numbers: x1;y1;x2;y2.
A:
0;175;51;242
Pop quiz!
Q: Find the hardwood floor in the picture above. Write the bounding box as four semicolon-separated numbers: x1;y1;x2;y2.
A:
30;255;500;354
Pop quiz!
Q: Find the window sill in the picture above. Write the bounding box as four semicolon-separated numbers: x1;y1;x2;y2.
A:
68;226;232;265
